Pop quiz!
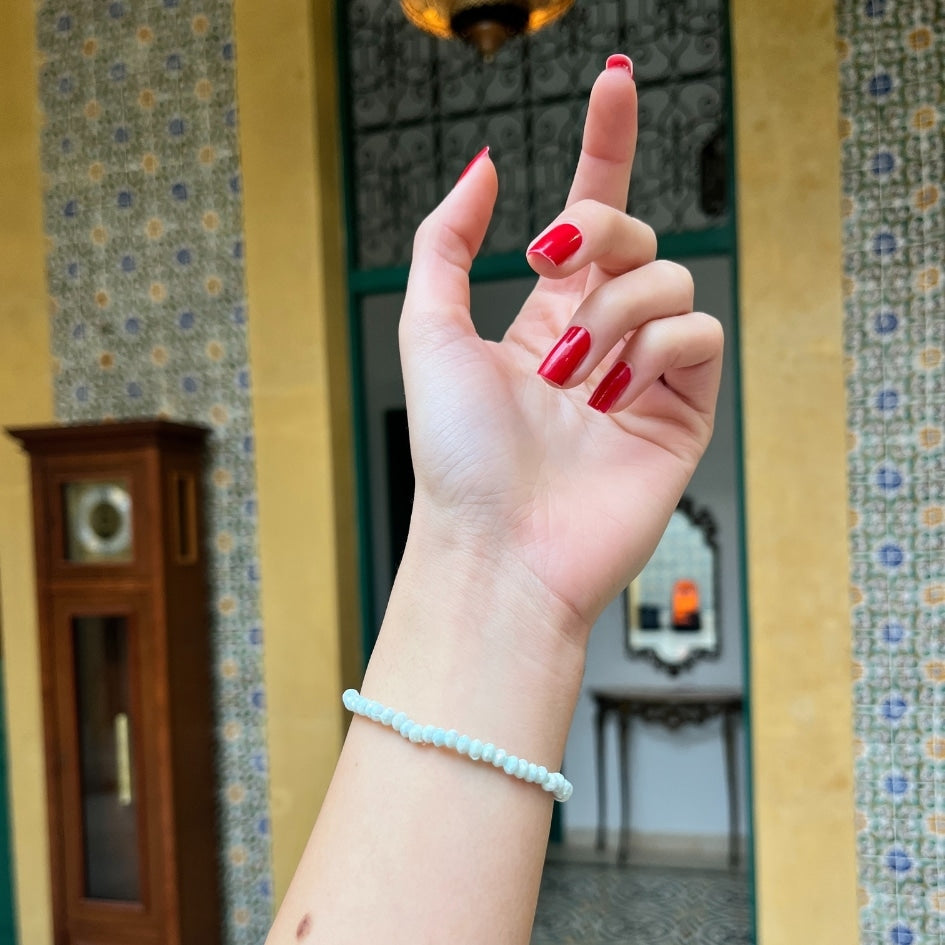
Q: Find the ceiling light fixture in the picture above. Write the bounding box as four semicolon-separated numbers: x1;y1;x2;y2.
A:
400;0;575;60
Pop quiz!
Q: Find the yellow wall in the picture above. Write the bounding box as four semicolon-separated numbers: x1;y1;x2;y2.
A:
233;0;361;905
732;1;859;942
0;3;55;943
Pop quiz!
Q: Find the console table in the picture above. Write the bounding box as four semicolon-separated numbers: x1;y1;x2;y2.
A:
590;687;743;867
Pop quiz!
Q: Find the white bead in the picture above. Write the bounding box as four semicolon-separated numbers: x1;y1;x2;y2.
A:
492;748;507;768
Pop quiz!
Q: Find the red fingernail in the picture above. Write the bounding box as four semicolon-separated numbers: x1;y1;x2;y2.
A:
589;361;632;413
527;223;583;267
457;146;490;183
538;327;591;386
606;54;634;79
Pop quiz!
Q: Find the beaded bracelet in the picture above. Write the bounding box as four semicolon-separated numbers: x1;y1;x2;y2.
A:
342;689;573;802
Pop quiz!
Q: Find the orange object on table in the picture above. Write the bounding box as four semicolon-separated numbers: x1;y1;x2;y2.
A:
671;579;701;629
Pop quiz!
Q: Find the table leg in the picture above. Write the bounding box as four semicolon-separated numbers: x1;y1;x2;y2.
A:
617;713;631;866
723;708;739;868
595;705;606;851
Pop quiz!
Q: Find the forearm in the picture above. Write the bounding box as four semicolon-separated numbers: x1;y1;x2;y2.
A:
265;529;587;945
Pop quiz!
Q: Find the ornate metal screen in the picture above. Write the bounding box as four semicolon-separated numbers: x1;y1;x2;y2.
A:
342;0;730;270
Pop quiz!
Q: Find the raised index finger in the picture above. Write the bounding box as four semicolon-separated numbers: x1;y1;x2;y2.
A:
566;56;638;211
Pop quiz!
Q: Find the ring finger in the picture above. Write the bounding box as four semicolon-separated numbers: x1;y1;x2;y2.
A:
536;259;695;389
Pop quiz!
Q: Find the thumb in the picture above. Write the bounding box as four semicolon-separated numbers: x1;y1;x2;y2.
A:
400;148;498;356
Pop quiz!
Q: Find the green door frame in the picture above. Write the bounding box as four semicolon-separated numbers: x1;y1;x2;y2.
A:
0;665;18;942
333;3;753;901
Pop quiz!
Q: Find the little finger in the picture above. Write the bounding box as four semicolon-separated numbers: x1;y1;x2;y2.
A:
587;312;724;417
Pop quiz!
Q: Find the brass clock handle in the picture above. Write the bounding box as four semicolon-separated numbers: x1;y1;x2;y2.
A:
114;713;132;806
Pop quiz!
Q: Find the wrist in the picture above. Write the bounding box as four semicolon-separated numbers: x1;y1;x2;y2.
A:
361;525;588;771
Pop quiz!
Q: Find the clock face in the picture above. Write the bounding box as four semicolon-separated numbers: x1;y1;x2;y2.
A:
63;481;134;563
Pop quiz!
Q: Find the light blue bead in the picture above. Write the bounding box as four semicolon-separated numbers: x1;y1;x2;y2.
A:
558;779;573;802
536;765;548;784
342;689;358;711
444;729;458;749
399;718;414;736
368;702;384;721
391;711;407;731
467;739;482;760
380;707;395;726
455;734;471;755
409;723;424;743
503;755;518;775
515;758;529;779
493;748;507;768
422;724;436;744
543;773;560;793
432;728;446;747
525;763;538;783
481;743;495;763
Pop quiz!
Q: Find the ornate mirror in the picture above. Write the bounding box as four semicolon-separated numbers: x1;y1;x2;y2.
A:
626;496;720;674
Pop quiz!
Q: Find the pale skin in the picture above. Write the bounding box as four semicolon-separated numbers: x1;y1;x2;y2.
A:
266;60;723;944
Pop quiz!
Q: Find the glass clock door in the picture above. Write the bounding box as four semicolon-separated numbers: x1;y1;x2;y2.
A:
72;615;142;902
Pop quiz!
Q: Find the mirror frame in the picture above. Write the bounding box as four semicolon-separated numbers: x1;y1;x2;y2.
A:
624;495;721;675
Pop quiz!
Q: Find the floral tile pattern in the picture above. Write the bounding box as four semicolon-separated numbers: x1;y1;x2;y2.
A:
36;2;272;941
838;1;944;942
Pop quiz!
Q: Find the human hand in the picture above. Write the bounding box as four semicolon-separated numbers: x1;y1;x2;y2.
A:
397;57;723;649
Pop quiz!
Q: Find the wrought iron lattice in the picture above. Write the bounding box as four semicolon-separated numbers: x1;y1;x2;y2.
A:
343;0;729;271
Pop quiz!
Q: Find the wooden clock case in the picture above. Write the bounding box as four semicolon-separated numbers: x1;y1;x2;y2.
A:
7;420;221;945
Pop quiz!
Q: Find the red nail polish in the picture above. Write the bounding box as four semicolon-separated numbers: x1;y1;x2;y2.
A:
589;361;632;413
538;326;591;386
527;223;583;267
457;146;490;183
606;54;634;79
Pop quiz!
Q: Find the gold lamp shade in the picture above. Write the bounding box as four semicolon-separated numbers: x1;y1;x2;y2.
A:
401;0;576;59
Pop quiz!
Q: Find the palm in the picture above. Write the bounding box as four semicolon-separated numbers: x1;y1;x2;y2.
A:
406;284;714;623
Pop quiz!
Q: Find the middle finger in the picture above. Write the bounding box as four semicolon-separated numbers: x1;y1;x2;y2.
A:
526;201;657;279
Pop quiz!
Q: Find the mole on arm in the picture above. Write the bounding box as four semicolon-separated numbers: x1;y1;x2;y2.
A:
295;913;312;940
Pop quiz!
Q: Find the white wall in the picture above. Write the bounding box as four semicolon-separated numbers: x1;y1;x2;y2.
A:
359;256;747;848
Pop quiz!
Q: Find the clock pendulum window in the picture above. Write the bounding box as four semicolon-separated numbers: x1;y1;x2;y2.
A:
6;420;221;945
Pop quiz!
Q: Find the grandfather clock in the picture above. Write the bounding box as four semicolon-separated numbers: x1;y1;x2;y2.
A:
7;420;221;945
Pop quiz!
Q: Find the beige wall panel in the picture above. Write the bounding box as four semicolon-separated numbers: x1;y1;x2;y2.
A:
234;0;361;908
731;1;858;942
0;2;55;943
